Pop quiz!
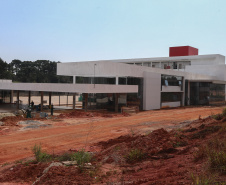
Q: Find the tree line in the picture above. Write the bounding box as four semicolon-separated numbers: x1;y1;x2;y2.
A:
0;58;72;83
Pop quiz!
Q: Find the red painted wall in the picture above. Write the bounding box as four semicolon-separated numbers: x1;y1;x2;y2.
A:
169;46;198;57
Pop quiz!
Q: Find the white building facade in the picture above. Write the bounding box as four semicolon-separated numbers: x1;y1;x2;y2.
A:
1;46;226;111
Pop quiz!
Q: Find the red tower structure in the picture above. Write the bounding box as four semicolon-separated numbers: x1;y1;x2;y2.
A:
169;46;198;57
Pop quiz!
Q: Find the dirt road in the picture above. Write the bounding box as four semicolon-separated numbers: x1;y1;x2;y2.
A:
0;106;224;164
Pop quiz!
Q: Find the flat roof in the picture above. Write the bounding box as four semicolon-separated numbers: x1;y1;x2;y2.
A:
62;54;224;64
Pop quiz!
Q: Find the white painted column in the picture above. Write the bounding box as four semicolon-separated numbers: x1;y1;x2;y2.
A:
116;76;119;85
73;76;76;84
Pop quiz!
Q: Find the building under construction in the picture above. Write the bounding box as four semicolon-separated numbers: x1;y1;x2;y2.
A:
1;46;226;112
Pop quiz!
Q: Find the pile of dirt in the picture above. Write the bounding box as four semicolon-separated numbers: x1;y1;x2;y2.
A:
34;166;94;185
1;116;226;184
96;128;188;165
0;163;94;185
57;110;130;119
0;115;47;127
0;115;26;126
0;162;48;183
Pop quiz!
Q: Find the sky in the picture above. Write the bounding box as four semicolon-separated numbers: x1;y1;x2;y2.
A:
0;0;226;63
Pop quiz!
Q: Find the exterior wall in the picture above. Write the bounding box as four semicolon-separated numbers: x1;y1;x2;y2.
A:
162;86;182;92
0;79;12;83
185;65;226;81
190;55;225;65
143;71;161;110
57;61;145;78
162;101;181;107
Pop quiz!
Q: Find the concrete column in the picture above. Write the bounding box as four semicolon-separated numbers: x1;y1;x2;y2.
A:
116;76;119;85
115;93;119;113
40;91;43;111
49;92;52;107
10;90;13;104
73;93;76;110
84;93;88;112
73;76;76;84
188;81;191;105
67;93;68;106
28;91;31;106
17;91;19;109
59;94;60;106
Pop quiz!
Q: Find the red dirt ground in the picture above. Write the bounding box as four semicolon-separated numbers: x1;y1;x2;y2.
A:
0;106;222;164
0;106;226;184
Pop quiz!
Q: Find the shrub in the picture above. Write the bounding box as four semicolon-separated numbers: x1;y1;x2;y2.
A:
222;108;226;117
125;149;144;163
32;144;52;162
57;152;74;161
212;113;223;120
71;149;92;166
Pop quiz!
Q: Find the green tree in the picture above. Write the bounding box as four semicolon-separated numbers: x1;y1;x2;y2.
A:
0;58;12;79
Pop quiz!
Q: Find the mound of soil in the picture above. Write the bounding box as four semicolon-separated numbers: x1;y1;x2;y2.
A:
1;116;226;184
0;116;26;126
0;162;48;183
57;110;130;119
96;128;188;165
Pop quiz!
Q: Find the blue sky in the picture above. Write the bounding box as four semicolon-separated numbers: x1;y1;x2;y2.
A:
0;0;226;63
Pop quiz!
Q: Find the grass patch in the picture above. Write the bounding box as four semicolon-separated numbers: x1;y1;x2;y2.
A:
71;149;92;166
191;173;216;185
32;144;52;162
193;136;226;174
208;150;226;174
212;113;223;120
125;148;144;163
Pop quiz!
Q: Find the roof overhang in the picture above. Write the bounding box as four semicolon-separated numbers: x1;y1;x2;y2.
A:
0;82;138;93
188;79;226;84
